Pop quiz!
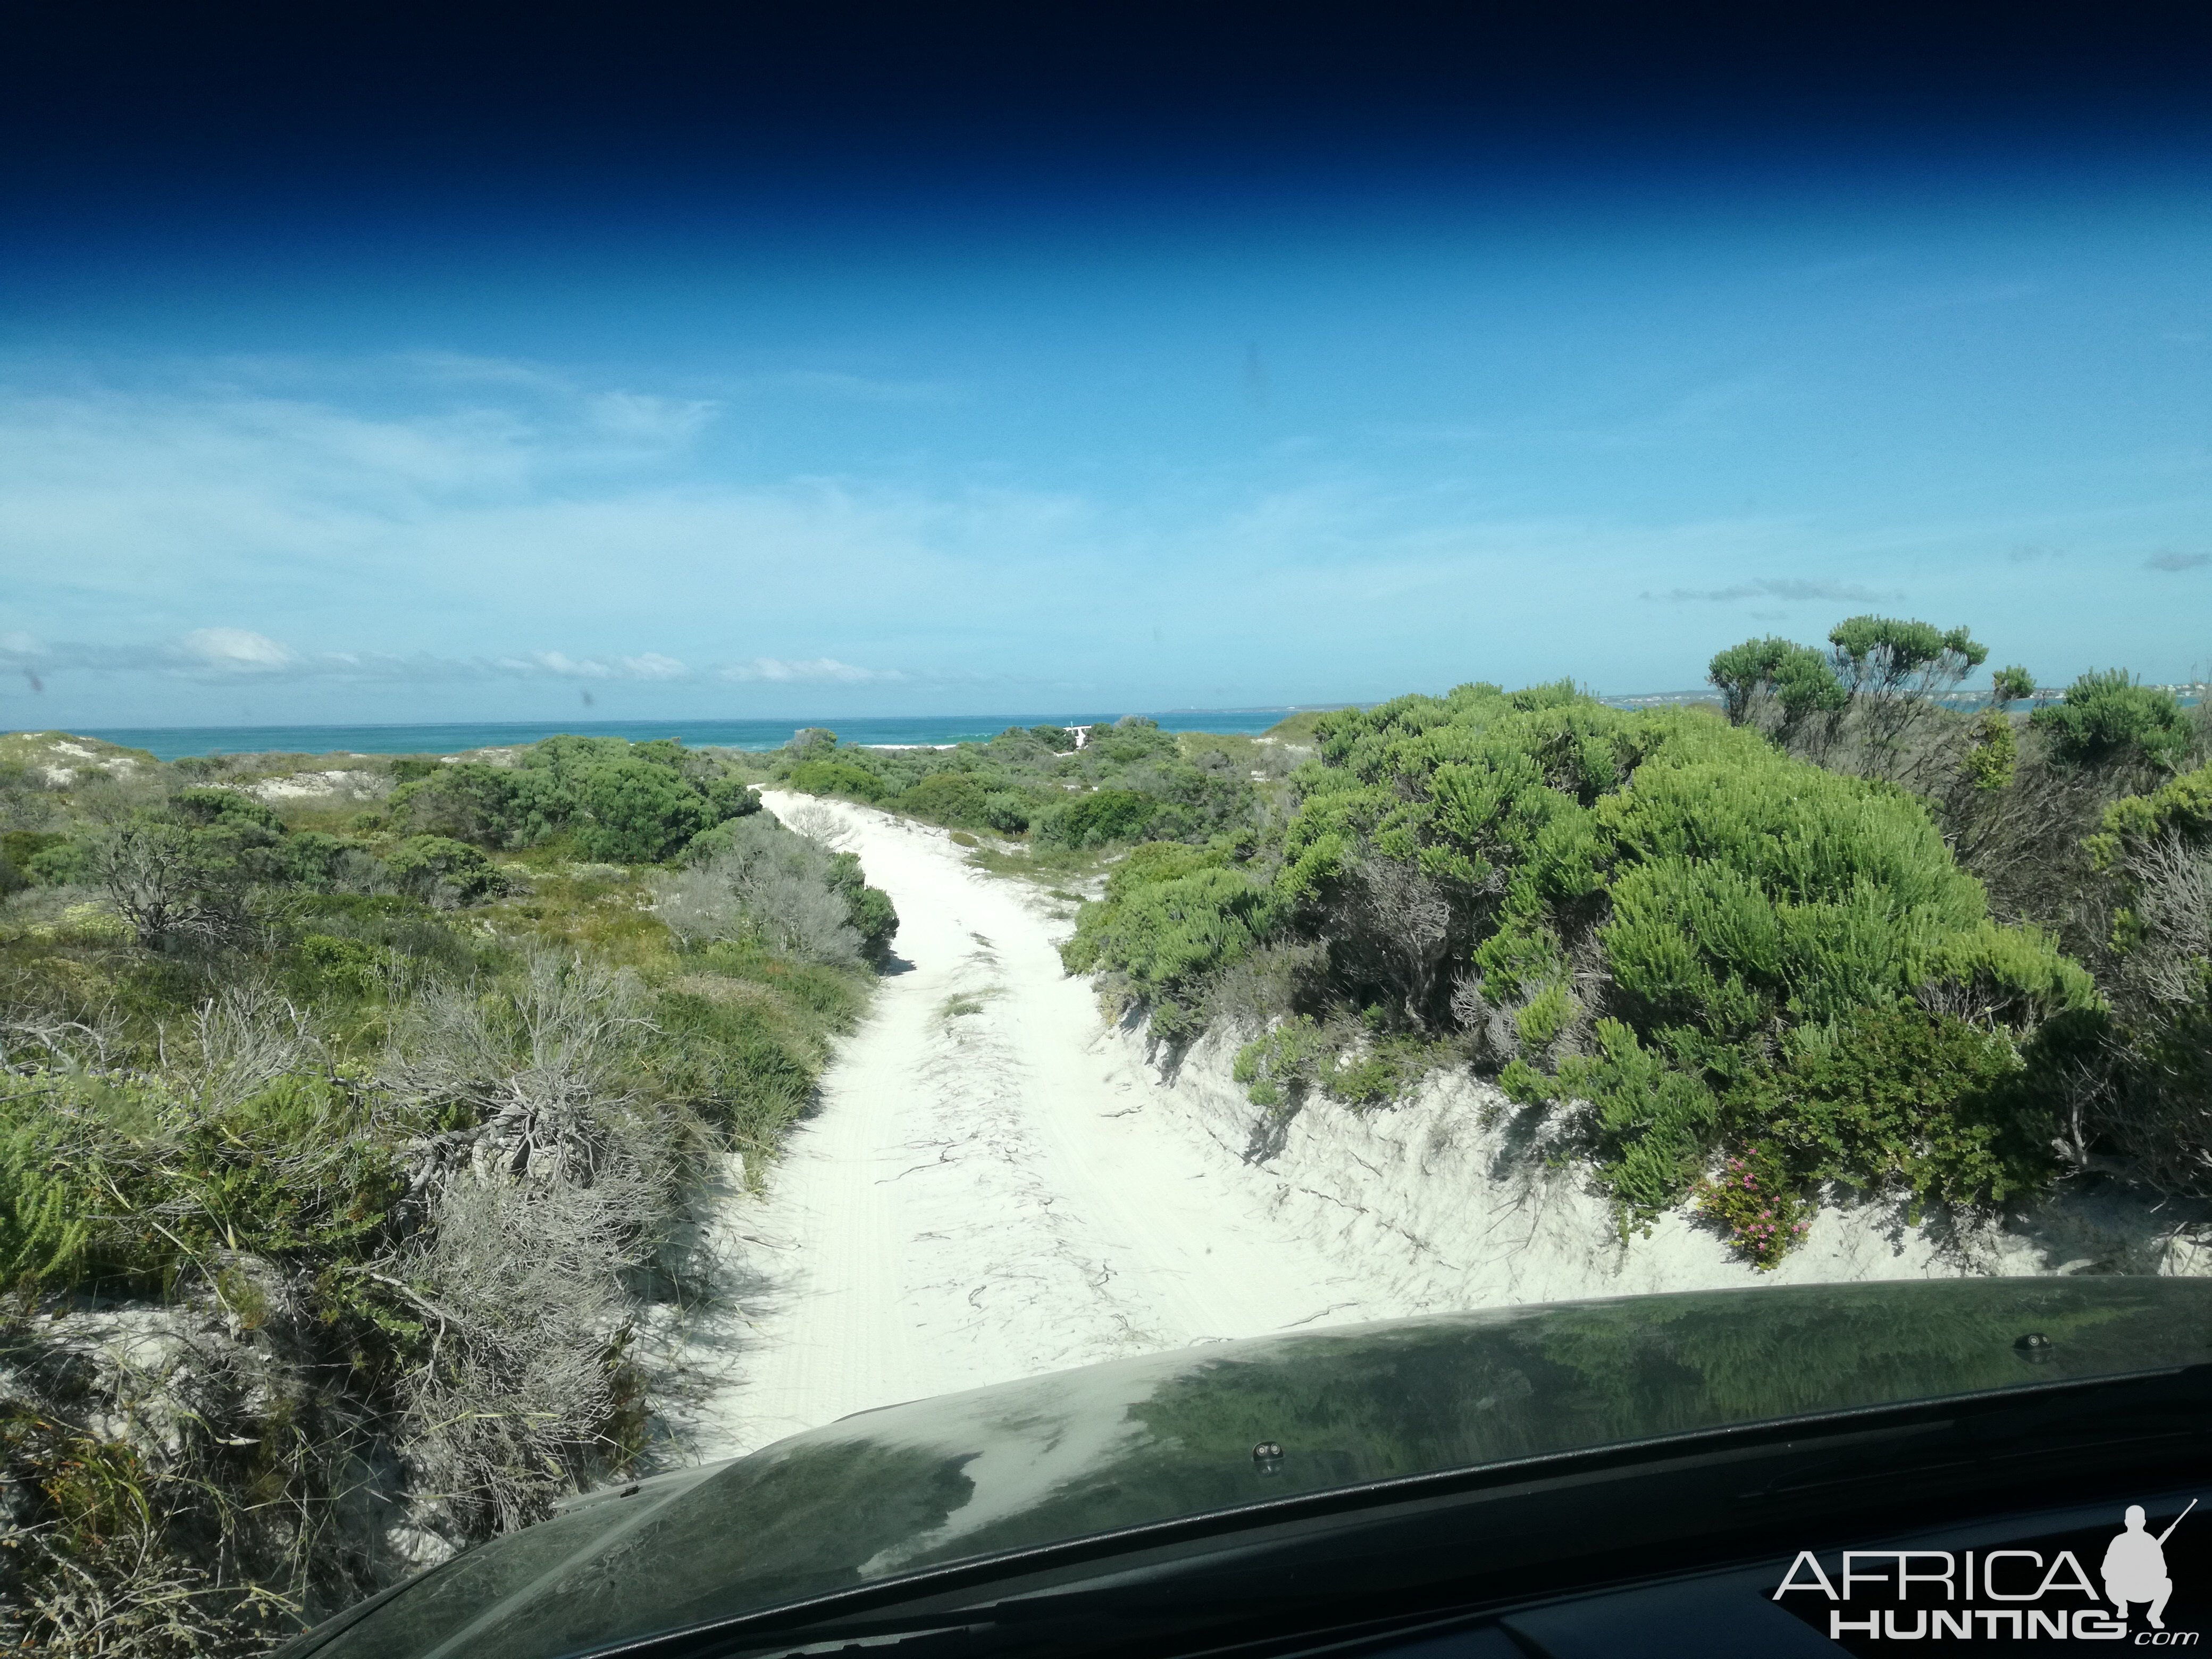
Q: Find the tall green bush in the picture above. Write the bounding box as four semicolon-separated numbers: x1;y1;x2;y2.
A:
2032;671;2193;771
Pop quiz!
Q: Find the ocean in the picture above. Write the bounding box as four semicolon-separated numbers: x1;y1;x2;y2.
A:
69;710;1335;762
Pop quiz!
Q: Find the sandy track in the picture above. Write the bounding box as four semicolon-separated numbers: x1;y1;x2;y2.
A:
672;795;1388;1460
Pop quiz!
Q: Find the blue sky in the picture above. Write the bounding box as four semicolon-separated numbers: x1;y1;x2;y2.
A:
3;7;2209;727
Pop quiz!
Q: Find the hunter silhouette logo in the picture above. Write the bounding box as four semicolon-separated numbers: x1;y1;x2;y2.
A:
1775;1499;2202;1644
2107;1501;2194;1631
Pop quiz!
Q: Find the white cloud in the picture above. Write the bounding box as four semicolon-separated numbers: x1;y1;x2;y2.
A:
179;627;296;670
0;631;916;689
493;650;698;681
716;657;900;684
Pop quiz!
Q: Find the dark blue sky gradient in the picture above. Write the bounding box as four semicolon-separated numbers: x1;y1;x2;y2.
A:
4;2;2210;725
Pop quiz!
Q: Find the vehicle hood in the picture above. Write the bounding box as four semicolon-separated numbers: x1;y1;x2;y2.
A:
303;1276;2212;1659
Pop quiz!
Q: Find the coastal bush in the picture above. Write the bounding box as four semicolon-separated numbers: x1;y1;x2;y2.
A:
0;728;890;1650
1707;635;1846;730
981;790;1035;833
1060;842;1272;996
2080;763;2212;1193
1706;614;1985;782
786;757;892;803
1036;787;1160;848
773;717;1258;854
1232;1017;1329;1111
1692;1146;1813;1268
1963;708;2017;790
896;770;994;827
388;761;527;845
1071;678;2096;1240
2031;670;2193;772
1721;1005;2045;1212
656;812;896;967
569;758;714;862
826;852;901;958
386;835;508;907
388;739;757;860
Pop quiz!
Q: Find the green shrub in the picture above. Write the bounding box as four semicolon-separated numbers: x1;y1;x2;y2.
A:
1723;1005;2043;1214
1060;844;1272;992
1827;615;1988;700
389;761;527;845
981;790;1034;833
2;830;69;884
2094;760;2212;857
1087;717;1179;767
386;835;507;906
1964;708;2018;790
648;990;820;1162
1512;982;1574;1051
826;852;900;958
570;758;713;863
1233;1017;1329;1110
897;771;994;827
1037;788;1160;848
387;741;754;862
1707;636;1845;727
0;1069;405;1294
2032;671;2193;770
787;758;891;802
1321;1034;1436;1109
284;933;386;1006
1505;1019;1719;1218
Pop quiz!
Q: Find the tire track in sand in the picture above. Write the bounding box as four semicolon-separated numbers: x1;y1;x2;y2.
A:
670;793;1389;1459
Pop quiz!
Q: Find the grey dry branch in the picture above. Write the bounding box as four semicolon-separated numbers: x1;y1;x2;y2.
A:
652;818;864;967
382;952;667;1189
2120;834;2212;1008
394;1174;648;1537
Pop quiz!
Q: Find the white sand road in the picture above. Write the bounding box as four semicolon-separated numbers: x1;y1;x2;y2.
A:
664;794;1394;1461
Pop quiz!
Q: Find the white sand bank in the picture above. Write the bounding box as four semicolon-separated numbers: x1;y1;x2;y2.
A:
1115;1028;2209;1312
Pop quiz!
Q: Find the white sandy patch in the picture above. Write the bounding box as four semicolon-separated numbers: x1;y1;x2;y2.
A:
247;769;383;802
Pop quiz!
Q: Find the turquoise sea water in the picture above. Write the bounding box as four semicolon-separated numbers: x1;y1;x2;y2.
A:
69;710;1334;762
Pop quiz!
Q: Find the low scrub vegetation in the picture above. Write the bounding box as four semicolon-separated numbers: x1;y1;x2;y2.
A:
0;733;892;1653
1065;621;2211;1270
765;715;1300;857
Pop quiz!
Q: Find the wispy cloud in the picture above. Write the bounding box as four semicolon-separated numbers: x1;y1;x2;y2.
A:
496;650;694;681
0;632;915;688
2146;550;2211;572
180;627;298;671
1640;577;1901;604
717;657;904;684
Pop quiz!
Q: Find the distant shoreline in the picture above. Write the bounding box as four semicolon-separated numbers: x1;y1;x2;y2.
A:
51;709;1350;762
36;681;2206;761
